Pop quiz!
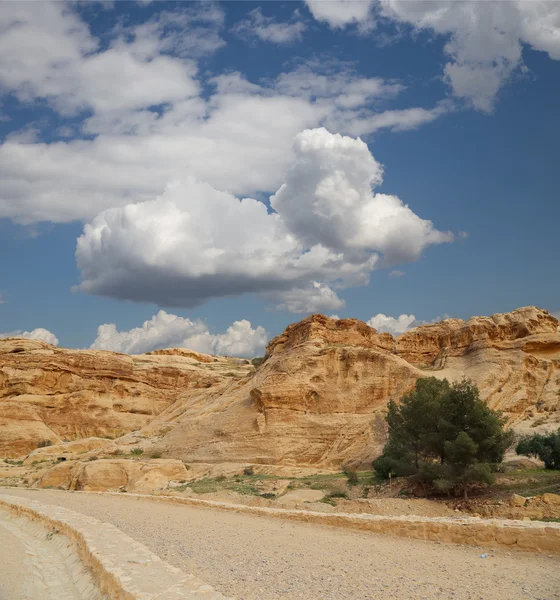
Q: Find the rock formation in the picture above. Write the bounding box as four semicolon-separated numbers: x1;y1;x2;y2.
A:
1;307;559;479
0;337;252;457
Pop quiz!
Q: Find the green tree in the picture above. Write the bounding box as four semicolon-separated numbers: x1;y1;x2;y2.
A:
516;429;560;469
373;377;513;499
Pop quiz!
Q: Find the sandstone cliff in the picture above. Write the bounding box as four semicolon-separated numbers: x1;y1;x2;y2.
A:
0;337;251;456
1;307;558;473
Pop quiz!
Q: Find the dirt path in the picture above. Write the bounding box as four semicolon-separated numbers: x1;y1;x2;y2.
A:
3;489;560;600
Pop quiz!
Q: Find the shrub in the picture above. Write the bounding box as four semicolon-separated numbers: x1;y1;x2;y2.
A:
251;357;265;368
150;452;162;459
243;466;255;476
215;474;226;482
130;447;144;456
37;440;53;448
516;429;560;469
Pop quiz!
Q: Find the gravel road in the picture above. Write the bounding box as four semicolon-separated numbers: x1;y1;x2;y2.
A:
2;489;560;600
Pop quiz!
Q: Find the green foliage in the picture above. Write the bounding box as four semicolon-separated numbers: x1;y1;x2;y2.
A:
373;377;513;498
516;429;560;469
130;447;144;456
150;452;162;459
251;357;265;368
37;440;53;448
243;466;255;476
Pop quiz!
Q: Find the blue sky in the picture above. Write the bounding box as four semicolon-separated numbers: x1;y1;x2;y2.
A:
0;1;559;355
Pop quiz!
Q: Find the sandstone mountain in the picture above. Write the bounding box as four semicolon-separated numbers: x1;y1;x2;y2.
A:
1;308;559;482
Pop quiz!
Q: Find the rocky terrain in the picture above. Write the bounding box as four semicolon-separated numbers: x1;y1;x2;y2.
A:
1;306;559;494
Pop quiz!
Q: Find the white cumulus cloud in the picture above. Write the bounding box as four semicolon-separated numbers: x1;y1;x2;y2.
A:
89;310;267;357
75;128;453;311
366;313;416;336
379;1;560;112
0;327;59;346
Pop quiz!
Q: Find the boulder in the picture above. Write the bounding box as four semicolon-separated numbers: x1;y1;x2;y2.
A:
38;458;189;493
510;494;527;507
543;493;560;505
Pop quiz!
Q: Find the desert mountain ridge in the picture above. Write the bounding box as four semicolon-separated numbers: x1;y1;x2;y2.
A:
1;307;559;485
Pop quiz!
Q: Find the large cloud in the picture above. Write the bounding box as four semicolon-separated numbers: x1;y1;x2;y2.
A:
0;2;203;115
0;328;59;346
304;1;560;112
75;128;452;310
380;1;560;112
90;311;267;357
0;3;446;226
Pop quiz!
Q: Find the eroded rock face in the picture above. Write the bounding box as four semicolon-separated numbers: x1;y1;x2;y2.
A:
1;307;559;470
153;307;559;468
396;307;559;365
0;338;252;457
396;307;560;423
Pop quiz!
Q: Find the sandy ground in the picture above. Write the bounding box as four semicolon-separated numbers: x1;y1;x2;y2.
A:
0;520;27;600
2;488;560;600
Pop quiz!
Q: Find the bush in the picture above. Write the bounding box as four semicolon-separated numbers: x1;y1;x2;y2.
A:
343;467;359;486
243;466;255;476
516;429;560;469
373;377;512;499
37;440;53;448
327;491;348;499
150;452;162;459
130;447;144;456
251;357;265;368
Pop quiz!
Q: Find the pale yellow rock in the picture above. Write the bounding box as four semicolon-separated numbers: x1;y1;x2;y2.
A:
510;494;527;507
38;458;189;493
543;493;560;505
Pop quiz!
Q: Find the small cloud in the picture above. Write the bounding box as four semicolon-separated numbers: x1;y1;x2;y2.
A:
0;327;59;346
233;7;306;45
90;310;268;358
274;282;345;314
388;270;405;278
366;313;416;335
329;314;340;320
458;231;469;240
0;292;7;304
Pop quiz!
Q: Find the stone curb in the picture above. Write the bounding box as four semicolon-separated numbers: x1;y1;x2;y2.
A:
0;494;231;600
94;490;560;555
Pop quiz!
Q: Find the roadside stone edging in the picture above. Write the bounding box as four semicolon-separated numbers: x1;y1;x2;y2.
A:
0;494;230;600
103;491;560;555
